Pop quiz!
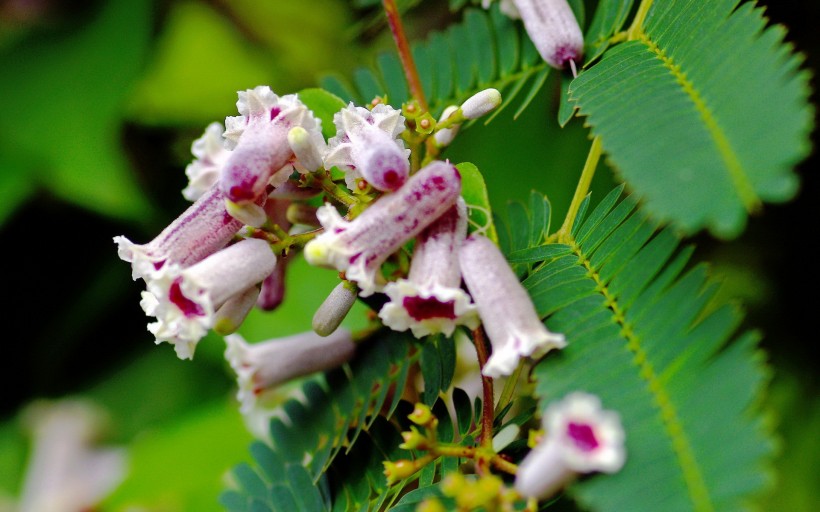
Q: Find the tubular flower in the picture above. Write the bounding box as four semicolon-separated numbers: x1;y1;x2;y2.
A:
515;392;626;500
379;199;479;338
17;400;126;512
114;184;247;281
324;102;410;192
182;122;231;202
225;329;357;413
511;0;584;71
142;238;278;360
459;234;566;377
220;86;324;205
304;160;462;297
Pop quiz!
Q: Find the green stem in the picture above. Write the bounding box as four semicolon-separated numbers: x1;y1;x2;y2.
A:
496;362;523;417
382;0;429;112
302;171;357;208
627;0;654;40
556;136;602;244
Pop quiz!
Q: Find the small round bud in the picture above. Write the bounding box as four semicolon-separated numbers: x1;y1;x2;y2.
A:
460;88;502;119
399;427;429;450
415;112;436;135
408;403;434;426
383;459;417;484
225;199;267;227
416;499;446;512
287;126;324;172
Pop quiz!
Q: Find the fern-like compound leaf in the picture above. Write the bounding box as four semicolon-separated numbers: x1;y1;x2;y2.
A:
527;187;774;512
569;0;813;238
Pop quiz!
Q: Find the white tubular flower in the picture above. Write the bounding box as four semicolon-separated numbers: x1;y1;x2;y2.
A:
324;102;410;192
379;199;479;338
182;122;231;202
225;329;357;413
304;160;462;297
313;281;359;336
512;0;584;71
434;105;460;148
17;400;126;512
515;392;626;500
459;234;566;377
461;88;502;120
114;184;246;281
220;86;323;204
144;238;278;359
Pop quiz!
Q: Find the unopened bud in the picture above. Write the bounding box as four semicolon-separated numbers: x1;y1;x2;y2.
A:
214;286;261;335
225;199;267;227
286;202;319;227
399;427;429;450
383;459;417;484
408;403;434;426
512;0;584;71
287;126;324;172
460;88;502;119
434;106;461;147
312;281;358;336
415;112;436;135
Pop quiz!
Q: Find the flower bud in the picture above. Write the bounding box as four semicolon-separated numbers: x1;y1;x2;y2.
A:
312;281;358;336
512;0;584;71
460;88;502;120
433;105;460;147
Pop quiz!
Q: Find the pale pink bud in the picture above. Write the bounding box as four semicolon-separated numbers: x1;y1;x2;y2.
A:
214;285;261;335
459;235;566;377
324;103;410;192
515;392;626;500
379;199;479;338
225;329;357;413
304;160;462;296
114;184;246;281
512;0;584;70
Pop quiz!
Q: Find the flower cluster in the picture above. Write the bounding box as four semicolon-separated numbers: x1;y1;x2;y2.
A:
114;83;595;502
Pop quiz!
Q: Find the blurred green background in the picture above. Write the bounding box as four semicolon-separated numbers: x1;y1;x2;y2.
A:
0;0;816;510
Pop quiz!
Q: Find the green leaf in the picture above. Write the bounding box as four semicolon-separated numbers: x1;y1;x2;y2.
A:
524;188;774;512
585;0;636;62
0;0;156;221
298;88;348;140
570;1;813;237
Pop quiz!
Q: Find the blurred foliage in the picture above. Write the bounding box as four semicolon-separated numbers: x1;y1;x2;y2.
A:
0;0;816;510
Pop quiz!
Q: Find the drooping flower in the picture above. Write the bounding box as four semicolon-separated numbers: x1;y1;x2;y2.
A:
324;102;410;192
220;86;324;205
515;392;626;500
16;399;126;512
256;197;292;311
143;238;278;359
182;122;231;202
114;183;247;281
304;160;462;296
379;199;479;338
458;234;566;377
511;0;584;71
225;329;357;413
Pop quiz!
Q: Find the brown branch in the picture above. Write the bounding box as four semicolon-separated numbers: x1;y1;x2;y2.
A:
382;0;429;112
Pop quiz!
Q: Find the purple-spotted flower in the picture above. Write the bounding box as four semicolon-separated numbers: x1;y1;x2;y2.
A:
515;392;626;500
142;238;278;359
225;329;357;413
459;234;566;377
182;122;231;202
324;102;410;192
379;199;479;338
304;160;462;296
511;0;584;72
114;184;247;282
220;86;324;205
